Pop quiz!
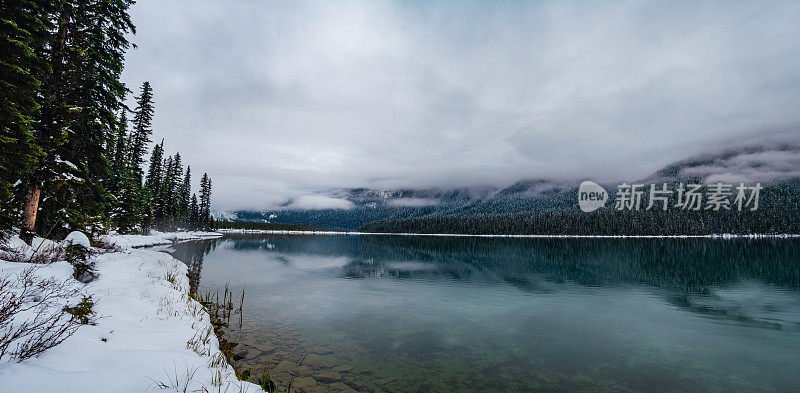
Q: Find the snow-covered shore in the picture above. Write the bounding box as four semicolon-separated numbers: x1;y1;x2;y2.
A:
0;232;261;393
219;228;800;239
97;230;223;249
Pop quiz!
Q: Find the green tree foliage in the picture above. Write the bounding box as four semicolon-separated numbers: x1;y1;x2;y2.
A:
129;81;154;180
199;173;212;229
360;179;800;236
0;0;48;238
1;0;215;240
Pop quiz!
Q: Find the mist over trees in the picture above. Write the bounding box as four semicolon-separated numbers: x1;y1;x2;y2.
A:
360;179;800;236
0;0;213;243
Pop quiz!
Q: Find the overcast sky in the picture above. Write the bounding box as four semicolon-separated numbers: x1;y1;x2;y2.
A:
121;0;800;211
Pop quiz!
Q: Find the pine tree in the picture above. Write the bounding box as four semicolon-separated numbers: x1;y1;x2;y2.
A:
145;140;164;190
129;81;154;181
155;155;173;227
0;0;48;238
189;193;199;230
170;153;183;222
199;173;212;229
112;111;129;178
20;0;136;243
179;165;191;223
2;1;218;239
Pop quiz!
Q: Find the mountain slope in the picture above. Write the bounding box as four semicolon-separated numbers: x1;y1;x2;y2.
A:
217;140;800;234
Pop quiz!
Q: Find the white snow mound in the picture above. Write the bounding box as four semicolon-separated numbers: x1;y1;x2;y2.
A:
63;231;91;248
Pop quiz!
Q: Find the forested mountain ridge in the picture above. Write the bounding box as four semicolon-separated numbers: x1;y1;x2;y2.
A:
218;140;800;234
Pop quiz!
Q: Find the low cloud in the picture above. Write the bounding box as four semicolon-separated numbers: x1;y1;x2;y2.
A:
286;195;354;210
387;198;440;207
122;0;800;210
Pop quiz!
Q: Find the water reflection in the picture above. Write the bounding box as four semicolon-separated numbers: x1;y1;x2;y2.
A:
161;239;218;294
164;235;800;392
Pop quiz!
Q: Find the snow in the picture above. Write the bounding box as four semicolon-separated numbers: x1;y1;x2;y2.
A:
211;211;239;222
1;235;62;261
63;231;91;248
0;232;260;393
97;230;222;249
218;228;800;239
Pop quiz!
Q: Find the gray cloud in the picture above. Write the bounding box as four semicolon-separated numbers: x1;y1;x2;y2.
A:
121;0;800;210
287;195;354;210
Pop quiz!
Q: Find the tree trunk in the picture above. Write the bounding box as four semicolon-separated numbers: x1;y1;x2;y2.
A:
20;12;69;245
20;185;40;245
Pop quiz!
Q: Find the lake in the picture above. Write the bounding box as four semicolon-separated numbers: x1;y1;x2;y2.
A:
165;234;800;392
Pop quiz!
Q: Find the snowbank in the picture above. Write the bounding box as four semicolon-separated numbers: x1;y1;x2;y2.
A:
97;230;222;249
0;233;260;393
218;228;800;238
64;231;91;248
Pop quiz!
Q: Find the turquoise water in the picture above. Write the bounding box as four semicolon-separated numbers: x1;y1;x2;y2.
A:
167;235;800;392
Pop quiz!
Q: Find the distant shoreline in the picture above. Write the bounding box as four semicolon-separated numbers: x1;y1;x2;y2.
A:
216;229;800;239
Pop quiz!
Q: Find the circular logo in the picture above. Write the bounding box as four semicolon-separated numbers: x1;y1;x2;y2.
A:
578;181;608;212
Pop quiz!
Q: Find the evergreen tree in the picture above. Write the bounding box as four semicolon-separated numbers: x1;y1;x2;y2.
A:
129;81;154;180
179;165;191;223
145;140;163;193
19;0;136;243
199;173;212;229
2;1;214;239
0;0;48;238
170;153;183;221
189;193;199;229
155;155;173;227
111;110;129;180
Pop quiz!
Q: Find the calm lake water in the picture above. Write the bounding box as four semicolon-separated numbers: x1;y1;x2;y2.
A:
165;235;800;393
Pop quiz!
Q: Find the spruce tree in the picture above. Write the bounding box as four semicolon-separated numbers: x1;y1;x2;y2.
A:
0;0;48;238
199;173;212;229
145;140;164;192
170;153;183;222
189;193;199;229
129;81;154;181
155;155;173;227
179;165;191;224
111;110;129;180
19;0;136;243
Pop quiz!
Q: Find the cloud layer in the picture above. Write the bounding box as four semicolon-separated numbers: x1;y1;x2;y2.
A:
122;0;800;210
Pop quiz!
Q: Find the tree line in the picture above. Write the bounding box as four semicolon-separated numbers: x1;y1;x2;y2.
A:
360;179;800;236
1;0;213;244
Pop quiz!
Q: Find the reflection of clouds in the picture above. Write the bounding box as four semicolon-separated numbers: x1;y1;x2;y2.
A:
274;254;351;270
667;282;800;330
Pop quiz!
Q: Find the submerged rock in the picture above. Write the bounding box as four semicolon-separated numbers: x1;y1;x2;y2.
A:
314;370;343;383
332;364;353;373
292;376;316;392
274;360;296;374
233;343;262;361
301;353;338;368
